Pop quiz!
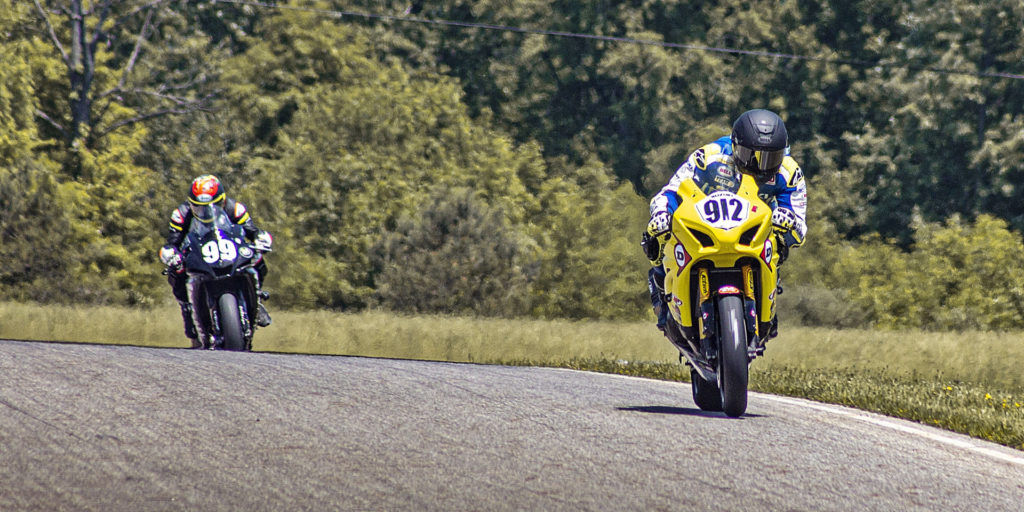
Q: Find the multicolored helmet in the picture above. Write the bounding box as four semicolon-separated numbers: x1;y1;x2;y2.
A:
187;175;226;222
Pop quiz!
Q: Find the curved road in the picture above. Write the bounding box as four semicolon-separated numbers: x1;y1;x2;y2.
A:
1;340;1022;511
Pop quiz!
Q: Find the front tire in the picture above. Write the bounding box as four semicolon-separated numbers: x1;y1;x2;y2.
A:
717;295;749;417
218;292;246;351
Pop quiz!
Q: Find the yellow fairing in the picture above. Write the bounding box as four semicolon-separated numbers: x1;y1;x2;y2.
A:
660;175;779;328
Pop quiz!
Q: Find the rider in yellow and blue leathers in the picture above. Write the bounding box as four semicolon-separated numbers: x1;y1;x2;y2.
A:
642;109;808;338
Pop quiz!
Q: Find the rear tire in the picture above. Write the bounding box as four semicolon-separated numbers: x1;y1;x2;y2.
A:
218;293;246;351
717;295;749;417
691;369;723;412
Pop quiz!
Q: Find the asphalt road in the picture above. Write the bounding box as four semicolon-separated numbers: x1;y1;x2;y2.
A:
1;339;1022;511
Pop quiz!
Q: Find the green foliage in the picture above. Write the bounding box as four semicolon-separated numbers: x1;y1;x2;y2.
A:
8;0;1024;327
790;214;1024;330
0;7;76;302
217;12;543;309
210;10;646;318
342;0;1024;242
780;285;869;330
906;215;1024;330
528;161;651;319
0;163;76;303
58;131;165;305
370;187;537;316
10;0;209;305
0;5;41;160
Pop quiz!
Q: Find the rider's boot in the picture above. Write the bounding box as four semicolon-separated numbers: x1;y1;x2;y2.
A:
654;302;667;333
648;267;668;332
767;314;779;340
759;274;782;346
256;289;272;327
178;301;201;348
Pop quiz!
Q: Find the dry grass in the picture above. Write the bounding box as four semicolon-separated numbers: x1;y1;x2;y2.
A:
3;302;1021;390
758;327;1024;390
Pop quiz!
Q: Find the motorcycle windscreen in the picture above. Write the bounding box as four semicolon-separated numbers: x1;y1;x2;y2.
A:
692;161;742;195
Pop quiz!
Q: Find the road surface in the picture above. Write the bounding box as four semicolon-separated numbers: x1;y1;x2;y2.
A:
1;340;1022;511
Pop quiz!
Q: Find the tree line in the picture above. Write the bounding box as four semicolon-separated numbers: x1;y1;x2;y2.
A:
3;0;1024;329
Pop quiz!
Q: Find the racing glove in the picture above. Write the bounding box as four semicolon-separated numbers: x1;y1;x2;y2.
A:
159;245;182;268
254;230;274;252
647;210;671;237
771;207;797;233
770;208;797;267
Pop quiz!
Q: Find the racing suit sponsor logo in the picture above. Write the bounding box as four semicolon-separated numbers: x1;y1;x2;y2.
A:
792;189;807;210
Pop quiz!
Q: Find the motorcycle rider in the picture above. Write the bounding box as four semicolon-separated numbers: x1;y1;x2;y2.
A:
159;174;273;347
641;109;807;340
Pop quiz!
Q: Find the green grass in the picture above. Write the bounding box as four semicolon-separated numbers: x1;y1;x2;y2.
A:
2;301;1022;451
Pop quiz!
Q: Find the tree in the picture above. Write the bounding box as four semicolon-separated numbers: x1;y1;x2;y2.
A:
527;167;651;320
0;2;76;302
820;215;1024;330
213;9;546;309
23;0;209;304
0;164;77;303
29;0;220;154
370;188;537;316
829;0;1024;242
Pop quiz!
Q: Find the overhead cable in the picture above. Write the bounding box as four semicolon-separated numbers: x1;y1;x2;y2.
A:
214;0;1024;81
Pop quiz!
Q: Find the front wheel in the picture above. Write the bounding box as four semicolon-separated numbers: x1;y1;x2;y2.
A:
717;295;749;417
218;292;246;351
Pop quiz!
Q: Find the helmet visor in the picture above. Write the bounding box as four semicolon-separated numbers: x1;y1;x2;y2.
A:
734;145;785;175
190;203;215;223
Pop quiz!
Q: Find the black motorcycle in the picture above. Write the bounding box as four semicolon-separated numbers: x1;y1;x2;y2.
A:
180;205;267;351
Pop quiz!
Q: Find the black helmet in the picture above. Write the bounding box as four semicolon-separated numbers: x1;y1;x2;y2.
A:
731;109;787;182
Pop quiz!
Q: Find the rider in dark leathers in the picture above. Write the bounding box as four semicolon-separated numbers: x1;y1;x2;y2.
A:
159;175;273;347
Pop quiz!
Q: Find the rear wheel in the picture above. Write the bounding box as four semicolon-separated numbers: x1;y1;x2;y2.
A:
218;293;245;351
691;369;723;412
717;295;749;417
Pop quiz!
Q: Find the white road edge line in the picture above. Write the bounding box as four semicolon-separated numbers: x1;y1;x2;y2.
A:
759;394;1024;468
572;369;1024;468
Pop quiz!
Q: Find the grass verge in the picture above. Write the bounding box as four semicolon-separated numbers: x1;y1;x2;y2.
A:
513;358;1024;451
2;301;1022;451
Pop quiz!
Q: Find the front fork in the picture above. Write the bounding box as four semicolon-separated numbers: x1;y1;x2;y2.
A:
696;265;761;363
742;265;763;358
186;275;213;348
696;268;715;361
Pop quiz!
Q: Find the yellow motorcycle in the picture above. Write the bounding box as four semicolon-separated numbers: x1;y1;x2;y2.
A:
653;164;780;417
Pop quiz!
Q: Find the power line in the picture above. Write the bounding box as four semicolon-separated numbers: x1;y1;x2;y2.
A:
214;0;1024;81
